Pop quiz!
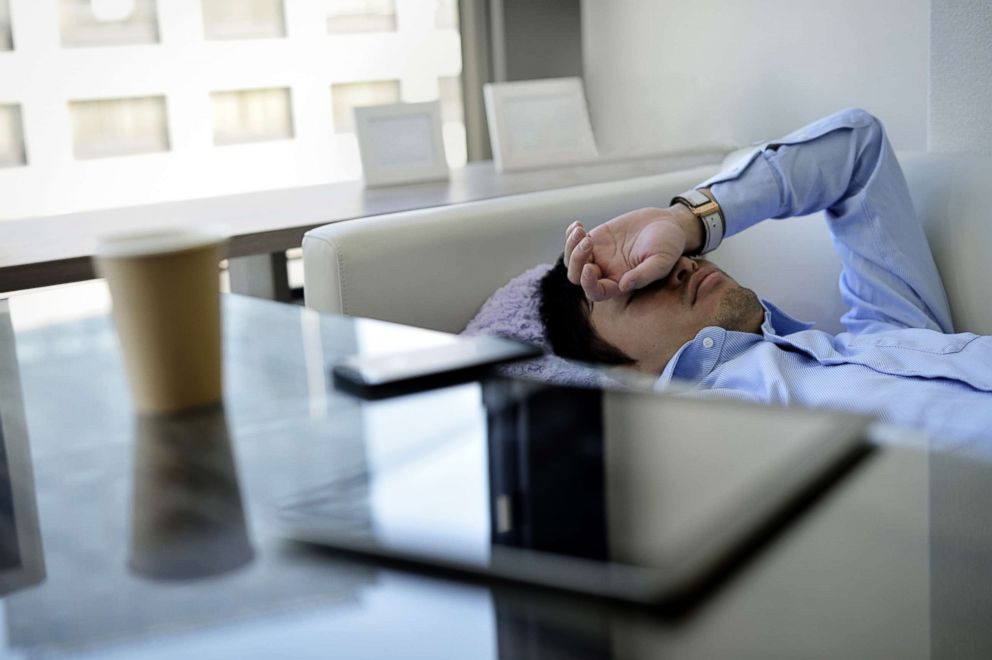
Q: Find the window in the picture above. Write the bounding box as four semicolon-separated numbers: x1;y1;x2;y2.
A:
437;76;466;166
434;0;458;30
70;96;169;159
212;88;294;145
1;2;464;220
202;0;286;41
58;0;159;47
0;0;12;50
326;0;396;34
438;76;463;123
331;80;400;134
0;105;25;167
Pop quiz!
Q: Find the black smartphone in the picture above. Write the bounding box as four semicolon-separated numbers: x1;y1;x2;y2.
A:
331;335;543;398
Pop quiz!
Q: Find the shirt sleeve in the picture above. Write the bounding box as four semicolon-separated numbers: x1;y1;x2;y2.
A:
700;108;954;335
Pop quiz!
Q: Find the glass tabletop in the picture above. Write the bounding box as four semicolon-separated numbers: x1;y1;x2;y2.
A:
1;292;990;659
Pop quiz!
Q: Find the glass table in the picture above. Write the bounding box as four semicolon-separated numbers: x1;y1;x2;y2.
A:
1;292;990;658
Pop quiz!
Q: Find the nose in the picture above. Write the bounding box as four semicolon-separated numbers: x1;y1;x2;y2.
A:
666;256;698;289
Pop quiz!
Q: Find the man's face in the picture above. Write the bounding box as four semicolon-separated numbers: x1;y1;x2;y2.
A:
587;257;763;374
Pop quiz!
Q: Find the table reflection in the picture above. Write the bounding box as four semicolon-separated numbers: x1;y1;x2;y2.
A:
0;301;45;599
0;412;45;600
478;378;871;605
129;405;254;580
0;292;980;657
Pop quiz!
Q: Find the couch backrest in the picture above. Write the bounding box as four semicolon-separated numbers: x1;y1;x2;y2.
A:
304;153;992;336
303;165;717;333
901;152;992;336
707;150;992;336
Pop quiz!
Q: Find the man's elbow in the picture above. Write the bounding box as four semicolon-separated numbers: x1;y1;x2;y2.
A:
842;107;883;133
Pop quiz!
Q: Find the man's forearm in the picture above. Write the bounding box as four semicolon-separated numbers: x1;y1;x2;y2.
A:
697;107;954;333
702;109;880;237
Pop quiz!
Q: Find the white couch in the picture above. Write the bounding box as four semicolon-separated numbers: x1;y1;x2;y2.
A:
303;153;992;339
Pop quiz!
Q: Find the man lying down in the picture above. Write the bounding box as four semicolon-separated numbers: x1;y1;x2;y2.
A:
517;109;991;450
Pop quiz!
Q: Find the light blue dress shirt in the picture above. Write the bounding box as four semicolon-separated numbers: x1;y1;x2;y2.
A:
657;109;992;453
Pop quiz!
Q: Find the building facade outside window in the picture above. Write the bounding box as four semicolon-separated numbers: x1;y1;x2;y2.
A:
211;88;294;145
70;96;170;158
326;0;396;34
58;0;160;47
0;0;13;50
331;80;401;133
0;104;26;167
202;0;285;40
0;0;465;221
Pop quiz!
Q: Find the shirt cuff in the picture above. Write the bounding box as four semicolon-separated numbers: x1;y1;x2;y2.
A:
703;152;783;238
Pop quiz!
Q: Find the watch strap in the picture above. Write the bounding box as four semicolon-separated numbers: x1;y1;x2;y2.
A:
671;188;725;255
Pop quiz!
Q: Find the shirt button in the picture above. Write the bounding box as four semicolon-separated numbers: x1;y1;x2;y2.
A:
702;337;715;349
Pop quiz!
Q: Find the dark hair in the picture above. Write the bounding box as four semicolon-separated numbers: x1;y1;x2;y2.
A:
538;255;635;366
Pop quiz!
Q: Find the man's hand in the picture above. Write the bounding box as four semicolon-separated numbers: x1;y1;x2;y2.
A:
564;204;704;301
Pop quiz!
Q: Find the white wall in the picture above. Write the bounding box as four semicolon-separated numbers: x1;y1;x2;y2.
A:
581;0;929;155
929;0;992;154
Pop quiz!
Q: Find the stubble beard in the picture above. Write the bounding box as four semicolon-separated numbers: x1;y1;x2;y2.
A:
713;285;764;334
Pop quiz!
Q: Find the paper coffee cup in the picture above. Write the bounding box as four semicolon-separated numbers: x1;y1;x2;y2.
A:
94;228;227;415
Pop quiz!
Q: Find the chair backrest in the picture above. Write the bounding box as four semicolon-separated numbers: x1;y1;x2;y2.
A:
304;153;992;336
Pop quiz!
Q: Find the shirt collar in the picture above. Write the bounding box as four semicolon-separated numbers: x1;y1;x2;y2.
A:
760;299;815;336
655;299;812;389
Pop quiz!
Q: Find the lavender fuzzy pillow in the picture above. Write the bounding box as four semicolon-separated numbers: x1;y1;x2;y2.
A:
462;264;616;388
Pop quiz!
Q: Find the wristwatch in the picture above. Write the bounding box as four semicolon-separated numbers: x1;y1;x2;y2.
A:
671;188;725;255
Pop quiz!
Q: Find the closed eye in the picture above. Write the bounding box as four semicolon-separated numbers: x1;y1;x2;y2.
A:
624;278;666;308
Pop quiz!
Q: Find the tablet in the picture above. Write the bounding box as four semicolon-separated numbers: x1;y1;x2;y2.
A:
277;378;870;606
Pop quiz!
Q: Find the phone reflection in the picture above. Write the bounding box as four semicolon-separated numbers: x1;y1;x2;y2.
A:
129;405;254;580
